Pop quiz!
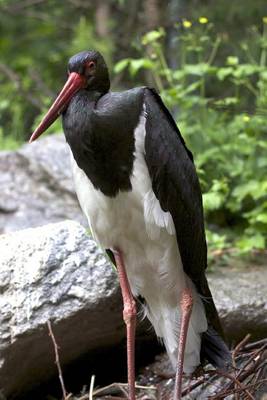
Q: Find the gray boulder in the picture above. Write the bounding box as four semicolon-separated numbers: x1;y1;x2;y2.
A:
0;135;86;234
209;268;267;341
0;220;123;399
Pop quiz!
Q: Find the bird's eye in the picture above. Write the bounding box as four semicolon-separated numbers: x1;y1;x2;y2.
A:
87;61;95;69
83;61;96;77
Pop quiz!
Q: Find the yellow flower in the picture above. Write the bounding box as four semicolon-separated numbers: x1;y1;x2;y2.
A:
183;20;192;29
263;17;267;24
199;17;208;24
243;115;250;122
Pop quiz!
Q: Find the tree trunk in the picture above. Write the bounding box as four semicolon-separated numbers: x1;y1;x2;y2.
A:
95;1;110;38
144;0;160;30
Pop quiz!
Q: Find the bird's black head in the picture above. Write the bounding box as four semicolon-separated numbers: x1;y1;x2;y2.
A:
29;50;110;142
68;50;110;93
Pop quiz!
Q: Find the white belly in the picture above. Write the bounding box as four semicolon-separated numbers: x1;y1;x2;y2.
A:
69;112;207;373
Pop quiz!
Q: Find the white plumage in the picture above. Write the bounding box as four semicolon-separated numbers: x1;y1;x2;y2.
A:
70;109;207;373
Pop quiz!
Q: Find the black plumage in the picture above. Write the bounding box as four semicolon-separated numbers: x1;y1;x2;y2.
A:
144;88;229;367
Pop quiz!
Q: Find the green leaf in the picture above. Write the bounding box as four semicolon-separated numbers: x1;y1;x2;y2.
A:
236;234;265;251
114;59;130;74
212;97;238;106
232;64;260;78
232;180;267;201
172;70;186;80
206;230;228;250
142;28;165;45
217;67;233;80
184;63;216;76
129;58;154;76
203;191;223;210
254;213;267;223
227;56;239;66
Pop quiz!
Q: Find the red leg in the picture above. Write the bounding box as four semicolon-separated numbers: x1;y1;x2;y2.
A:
113;248;136;400
174;288;193;400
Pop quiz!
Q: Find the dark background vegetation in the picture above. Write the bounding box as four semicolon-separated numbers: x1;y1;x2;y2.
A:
0;0;266;264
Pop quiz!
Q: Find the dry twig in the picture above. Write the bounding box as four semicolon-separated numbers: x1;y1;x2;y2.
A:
207;337;267;400
89;375;95;400
47;320;69;400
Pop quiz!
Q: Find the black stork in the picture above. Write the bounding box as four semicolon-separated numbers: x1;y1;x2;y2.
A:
30;50;230;400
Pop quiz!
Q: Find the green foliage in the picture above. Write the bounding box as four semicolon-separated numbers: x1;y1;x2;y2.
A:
0;127;22;150
0;3;113;145
114;18;267;261
69;17;113;66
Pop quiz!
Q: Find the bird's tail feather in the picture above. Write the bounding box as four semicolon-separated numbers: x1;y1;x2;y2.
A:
201;325;231;370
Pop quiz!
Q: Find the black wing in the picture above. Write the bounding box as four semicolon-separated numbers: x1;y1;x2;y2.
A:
144;88;223;338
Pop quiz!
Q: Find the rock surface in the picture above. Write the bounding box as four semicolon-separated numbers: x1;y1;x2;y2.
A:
209;267;267;342
0;220;266;398
0;135;86;234
0;220;123;399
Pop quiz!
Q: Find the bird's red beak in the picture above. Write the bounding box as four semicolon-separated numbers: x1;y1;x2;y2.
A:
29;72;86;143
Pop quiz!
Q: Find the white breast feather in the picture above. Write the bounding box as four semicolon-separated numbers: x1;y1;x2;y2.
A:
131;108;176;239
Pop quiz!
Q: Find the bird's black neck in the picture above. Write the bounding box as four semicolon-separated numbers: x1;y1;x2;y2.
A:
62;88;144;197
82;89;106;102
